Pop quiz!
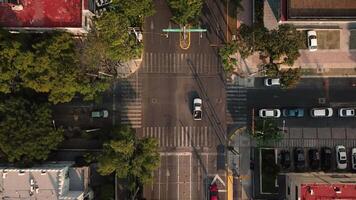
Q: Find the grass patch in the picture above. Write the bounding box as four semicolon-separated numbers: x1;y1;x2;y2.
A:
300;30;308;49
350;30;356;49
261;149;278;194
317;30;340;49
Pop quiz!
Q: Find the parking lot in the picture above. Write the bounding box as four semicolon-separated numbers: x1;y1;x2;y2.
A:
276;146;355;173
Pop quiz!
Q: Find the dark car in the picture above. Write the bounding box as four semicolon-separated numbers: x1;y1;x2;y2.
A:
282;108;304;117
308;149;320;170
280;150;291;169
294;147;305;170
321;147;332;170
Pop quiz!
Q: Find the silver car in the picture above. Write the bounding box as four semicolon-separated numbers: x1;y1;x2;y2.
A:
310;108;333;117
264;78;280;87
259;109;281;118
339;108;355;117
352;148;356;170
336;145;347;170
307;30;317;52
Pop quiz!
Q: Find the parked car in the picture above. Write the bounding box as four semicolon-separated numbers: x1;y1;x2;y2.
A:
321;147;332;171
264;78;280;87
294;147;305;170
352;148;356;170
193;98;202;121
259;109;281;118
339;108;355;117
310;108;333;117
307;30;317;51
209;183;218;200
280;150;291;169
336;145;347;170
308;149;320;170
91;110;109;118
282;108;304;117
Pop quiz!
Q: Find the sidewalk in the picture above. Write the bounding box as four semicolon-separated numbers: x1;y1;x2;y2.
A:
116;58;142;78
235;50;356;78
228;128;253;200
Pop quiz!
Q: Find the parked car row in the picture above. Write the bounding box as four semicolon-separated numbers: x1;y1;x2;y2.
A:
259;107;356;118
279;146;356;171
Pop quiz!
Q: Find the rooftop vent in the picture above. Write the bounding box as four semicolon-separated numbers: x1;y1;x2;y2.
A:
334;186;341;194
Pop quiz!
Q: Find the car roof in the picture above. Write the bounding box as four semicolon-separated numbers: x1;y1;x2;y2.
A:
194;98;202;104
313;109;327;116
265;110;275;116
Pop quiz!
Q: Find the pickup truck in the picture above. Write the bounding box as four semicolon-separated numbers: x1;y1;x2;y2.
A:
193;98;202;120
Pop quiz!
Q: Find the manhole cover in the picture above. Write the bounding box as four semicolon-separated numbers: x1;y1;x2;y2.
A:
151;98;157;103
318;98;326;104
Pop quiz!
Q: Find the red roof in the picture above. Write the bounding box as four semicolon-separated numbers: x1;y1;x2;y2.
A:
0;0;82;28
301;183;356;200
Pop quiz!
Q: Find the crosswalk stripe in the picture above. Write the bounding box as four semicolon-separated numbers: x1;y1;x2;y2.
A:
142;52;221;74
141;126;215;148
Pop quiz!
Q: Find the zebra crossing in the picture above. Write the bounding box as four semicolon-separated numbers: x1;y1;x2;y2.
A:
226;83;248;126
118;75;142;128
141;126;217;148
141;52;221;74
273;138;356;148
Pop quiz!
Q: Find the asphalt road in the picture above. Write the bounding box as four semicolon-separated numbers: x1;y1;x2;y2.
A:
247;77;356;128
141;0;230;199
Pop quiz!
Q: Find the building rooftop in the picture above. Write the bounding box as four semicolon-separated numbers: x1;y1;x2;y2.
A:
0;0;82;28
301;183;356;199
282;0;356;20
0;163;89;200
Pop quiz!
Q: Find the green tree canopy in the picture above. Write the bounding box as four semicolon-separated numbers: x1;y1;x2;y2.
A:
264;24;303;65
81;0;154;68
0;29;111;104
96;126;160;196
167;0;203;26
0;96;64;163
253;119;283;146
219;41;238;74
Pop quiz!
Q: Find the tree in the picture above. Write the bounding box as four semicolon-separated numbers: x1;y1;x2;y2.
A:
279;67;301;89
111;0;155;25
0;96;64;163
237;24;268;59
264;24;303;65
219;42;238;74
0;29;112;104
96;126;160;197
253;119;283;146
93;11;142;62
167;0;203;26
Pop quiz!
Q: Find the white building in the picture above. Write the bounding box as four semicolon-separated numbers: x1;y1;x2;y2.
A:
0;162;93;200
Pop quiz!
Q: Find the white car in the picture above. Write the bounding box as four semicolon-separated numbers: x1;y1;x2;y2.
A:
259;109;281;118
310;108;333;117
193;98;202;121
339;108;355;117
307;30;317;52
352;148;356;170
336;145;347;170
264;78;280;87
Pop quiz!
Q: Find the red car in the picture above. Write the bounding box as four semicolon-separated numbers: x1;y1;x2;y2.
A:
209;183;218;200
